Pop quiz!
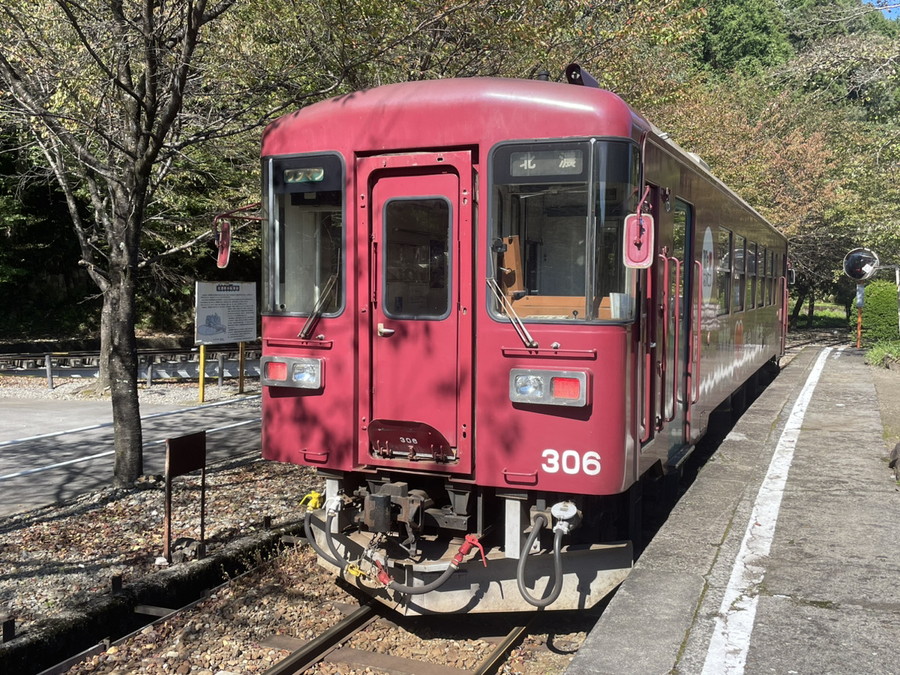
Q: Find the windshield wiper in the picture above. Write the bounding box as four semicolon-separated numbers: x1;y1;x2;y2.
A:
298;272;338;339
487;277;538;349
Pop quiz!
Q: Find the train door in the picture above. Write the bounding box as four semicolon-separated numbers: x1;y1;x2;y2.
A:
663;199;696;463
358;152;474;474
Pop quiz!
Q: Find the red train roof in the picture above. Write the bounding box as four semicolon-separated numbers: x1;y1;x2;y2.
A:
261;77;644;157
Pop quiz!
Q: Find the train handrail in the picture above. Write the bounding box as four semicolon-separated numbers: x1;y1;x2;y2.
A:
667;256;683;420
691;259;703;404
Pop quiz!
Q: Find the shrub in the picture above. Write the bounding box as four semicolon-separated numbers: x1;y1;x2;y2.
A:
862;280;900;345
864;340;900;368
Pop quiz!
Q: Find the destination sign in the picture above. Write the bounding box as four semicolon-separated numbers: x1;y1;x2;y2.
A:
510;149;584;177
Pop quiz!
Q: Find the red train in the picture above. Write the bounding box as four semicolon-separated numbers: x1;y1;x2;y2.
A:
240;66;788;614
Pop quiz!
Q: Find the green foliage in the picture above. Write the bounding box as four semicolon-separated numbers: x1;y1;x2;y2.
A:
864;339;900;367
862;280;900;345
702;0;794;73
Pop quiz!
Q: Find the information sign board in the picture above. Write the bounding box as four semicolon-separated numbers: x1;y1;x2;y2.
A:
194;281;257;345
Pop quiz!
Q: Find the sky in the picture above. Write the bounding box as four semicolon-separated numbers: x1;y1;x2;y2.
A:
869;1;900;19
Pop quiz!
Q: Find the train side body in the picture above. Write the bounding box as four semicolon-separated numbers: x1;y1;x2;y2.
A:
255;77;787;614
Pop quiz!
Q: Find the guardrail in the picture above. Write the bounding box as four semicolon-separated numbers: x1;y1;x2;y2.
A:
0;345;262;389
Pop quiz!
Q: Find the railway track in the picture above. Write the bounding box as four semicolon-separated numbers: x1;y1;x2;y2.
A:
263;602;535;675
50;537;590;675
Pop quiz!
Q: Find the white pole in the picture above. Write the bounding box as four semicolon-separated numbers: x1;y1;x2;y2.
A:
895;265;899;337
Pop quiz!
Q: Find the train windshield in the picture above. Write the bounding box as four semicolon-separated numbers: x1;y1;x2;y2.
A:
490;140;639;321
263;154;344;316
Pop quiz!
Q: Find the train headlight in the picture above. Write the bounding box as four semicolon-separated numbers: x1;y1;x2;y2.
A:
509;369;589;407
514;375;544;400
261;356;324;389
291;359;322;388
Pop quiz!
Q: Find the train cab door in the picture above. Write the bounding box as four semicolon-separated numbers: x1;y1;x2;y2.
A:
358;151;474;474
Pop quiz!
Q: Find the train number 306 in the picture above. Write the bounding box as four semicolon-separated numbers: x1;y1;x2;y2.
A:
541;449;601;475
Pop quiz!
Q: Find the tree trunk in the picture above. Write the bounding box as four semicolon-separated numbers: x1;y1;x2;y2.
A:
95;300;112;391
806;295;815;328
108;215;143;487
791;290;807;329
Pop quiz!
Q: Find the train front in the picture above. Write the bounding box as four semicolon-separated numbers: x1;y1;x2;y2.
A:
257;78;647;614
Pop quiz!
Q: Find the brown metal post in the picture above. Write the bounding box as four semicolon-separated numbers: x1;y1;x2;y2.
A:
857;307;863;349
199;465;206;559
163;473;173;562
163;431;207;563
238;342;244;394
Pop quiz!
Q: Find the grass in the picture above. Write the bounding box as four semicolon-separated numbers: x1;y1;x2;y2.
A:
864;340;900;368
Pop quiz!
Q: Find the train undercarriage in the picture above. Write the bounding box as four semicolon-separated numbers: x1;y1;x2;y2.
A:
302;472;634;614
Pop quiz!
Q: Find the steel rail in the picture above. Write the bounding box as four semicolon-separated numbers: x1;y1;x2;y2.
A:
262;602;379;675
474;616;536;675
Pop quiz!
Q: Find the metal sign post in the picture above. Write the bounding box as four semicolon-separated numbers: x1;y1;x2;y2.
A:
163;431;207;563
843;247;900;346
843;248;879;348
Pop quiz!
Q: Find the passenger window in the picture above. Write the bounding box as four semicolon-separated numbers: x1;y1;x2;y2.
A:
747;242;757;309
757;246;767;308
732;235;746;313
716;228;732;315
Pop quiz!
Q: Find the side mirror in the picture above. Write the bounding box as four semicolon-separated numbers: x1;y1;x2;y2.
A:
623;213;655;269
215;219;231;269
843;247;879;281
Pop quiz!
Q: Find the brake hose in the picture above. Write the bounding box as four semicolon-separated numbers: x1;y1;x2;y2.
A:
516;514;565;608
304;509;347;571
374;534;486;595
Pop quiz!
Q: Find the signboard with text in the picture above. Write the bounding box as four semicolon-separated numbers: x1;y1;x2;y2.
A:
194;281;257;345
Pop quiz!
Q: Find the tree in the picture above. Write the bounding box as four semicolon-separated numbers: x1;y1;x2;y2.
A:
0;1;255;484
0;0;357;484
701;0;794;74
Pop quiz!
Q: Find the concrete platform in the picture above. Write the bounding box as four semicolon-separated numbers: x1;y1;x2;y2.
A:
568;347;900;674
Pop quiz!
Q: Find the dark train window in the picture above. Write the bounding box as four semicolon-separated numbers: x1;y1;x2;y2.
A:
757;246;767;308
747;242;758;309
382;198;451;320
732;235;746;313
716;228;732;315
490;140;639;322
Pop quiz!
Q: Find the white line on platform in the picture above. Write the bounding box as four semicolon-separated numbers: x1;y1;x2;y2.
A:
701;347;835;674
0;418;260;480
0;394;261;448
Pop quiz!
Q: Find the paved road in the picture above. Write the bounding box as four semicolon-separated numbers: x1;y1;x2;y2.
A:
0;396;261;517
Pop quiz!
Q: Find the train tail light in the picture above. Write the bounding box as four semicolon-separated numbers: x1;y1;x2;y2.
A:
264;360;288;382
261;356;324;389
509;369;589;407
551;376;582;401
